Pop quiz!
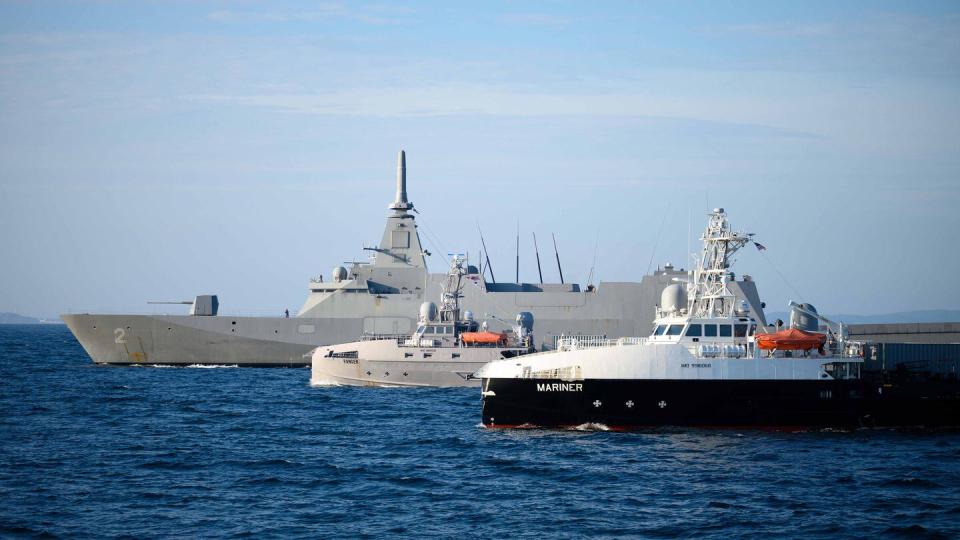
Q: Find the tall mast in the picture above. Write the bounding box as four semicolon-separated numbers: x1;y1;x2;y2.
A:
389;150;412;213
552;233;564;284
477;225;495;283
533;232;544;284
440;255;466;323
515;221;520;284
688;208;752;318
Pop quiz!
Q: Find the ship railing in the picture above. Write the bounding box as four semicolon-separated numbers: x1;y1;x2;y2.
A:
361;333;408;345
554;335;647;351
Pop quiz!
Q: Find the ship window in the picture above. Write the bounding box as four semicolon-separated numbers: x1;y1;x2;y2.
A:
654;325;666;336
423;353;432;358
425;327;436;334
452;353;460;358
666;325;683;336
719;325;732;337
748;324;757;336
416;326;425;334
686;324;702;337
404;353;413;358
704;324;717;337
734;324;748;338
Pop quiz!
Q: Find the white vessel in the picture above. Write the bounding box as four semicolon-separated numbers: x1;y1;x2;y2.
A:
311;255;534;387
476;209;894;429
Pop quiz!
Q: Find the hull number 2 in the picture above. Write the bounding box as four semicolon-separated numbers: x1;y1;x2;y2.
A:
114;328;127;344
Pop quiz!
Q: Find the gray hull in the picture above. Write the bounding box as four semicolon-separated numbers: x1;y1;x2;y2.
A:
62;272;764;366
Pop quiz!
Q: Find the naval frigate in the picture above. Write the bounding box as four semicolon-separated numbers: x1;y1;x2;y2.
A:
62;151;767;366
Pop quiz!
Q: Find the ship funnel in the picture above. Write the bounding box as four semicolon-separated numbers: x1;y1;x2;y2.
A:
389;150;413;211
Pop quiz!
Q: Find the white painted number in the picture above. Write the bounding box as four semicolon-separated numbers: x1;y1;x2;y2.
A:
114;328;127;344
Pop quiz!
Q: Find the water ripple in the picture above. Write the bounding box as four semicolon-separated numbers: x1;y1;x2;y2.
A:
2;325;960;538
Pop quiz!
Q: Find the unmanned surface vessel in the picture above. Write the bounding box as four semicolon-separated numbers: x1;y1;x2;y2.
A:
477;209;960;430
311;255;534;387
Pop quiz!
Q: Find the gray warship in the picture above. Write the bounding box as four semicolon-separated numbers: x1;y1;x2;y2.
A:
62;151;766;366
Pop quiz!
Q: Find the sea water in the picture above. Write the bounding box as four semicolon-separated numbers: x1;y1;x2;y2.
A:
2;325;959;538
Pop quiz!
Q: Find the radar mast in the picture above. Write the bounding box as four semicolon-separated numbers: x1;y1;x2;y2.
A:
687;208;753;318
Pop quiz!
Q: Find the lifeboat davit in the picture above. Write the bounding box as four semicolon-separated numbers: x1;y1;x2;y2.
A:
461;331;508;345
755;328;827;351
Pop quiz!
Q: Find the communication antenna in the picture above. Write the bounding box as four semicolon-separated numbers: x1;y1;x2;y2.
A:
477;224;495;283
515;220;520;284
587;232;599;285
532;232;544;284
552;233;565;284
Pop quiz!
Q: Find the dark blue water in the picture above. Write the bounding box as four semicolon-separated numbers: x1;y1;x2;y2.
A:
2;325;960;538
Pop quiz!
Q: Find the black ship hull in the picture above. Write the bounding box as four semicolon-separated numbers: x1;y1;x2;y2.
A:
481;377;960;430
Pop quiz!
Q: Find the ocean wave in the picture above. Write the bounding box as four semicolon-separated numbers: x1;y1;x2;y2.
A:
569;422;611;431
186;364;238;369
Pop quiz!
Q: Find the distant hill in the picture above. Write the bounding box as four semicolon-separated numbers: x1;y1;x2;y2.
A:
766;310;960;325
0;313;64;324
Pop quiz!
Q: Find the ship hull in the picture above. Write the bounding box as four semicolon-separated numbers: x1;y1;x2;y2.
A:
60;314;348;366
63;267;747;366
311;338;526;387
481;378;960;430
62;310;648;367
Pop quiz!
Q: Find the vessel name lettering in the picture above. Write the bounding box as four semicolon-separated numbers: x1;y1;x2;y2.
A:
341;359;359;364
681;363;712;368
536;383;583;392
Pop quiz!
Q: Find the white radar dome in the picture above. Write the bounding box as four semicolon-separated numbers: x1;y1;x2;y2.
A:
332;266;348;282
419;302;438;322
660;284;687;314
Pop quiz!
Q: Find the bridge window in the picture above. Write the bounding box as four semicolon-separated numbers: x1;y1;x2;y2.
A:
654;325;666;336
719;325;732;337
666;325;684;336
685;324;702;337
704;324;717;337
734;324;748;338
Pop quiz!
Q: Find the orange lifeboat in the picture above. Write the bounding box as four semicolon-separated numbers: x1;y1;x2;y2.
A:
755;328;827;351
461;331;508;345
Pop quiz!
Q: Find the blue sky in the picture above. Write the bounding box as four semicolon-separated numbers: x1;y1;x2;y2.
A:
1;1;958;318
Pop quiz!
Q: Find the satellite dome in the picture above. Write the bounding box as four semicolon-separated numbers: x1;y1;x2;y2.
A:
332;266;348;282
660;284;686;314
419;302;438;322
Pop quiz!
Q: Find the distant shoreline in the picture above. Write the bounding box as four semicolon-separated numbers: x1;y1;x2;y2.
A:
0;313;65;325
